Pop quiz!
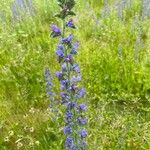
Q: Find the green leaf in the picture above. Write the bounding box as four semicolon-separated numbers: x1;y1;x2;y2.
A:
54;12;66;19
66;11;76;16
57;0;65;3
55;10;76;19
50;32;60;38
57;3;63;8
57;0;65;8
54;13;62;19
66;0;75;10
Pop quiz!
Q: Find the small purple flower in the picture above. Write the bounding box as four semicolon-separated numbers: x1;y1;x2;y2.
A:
65;54;73;63
56;44;64;59
56;49;64;58
64;126;72;134
62;34;73;44
44;69;53;95
72;63;80;73
51;24;61;34
60;92;70;104
46;91;54;96
65;112;73;121
71;75;81;82
79;103;86;111
78;141;86;150
46;81;53;90
71;42;79;54
44;68;51;78
79;129;87;138
60;80;69;90
76;88;85;98
66;101;76;110
65;137;73;148
66;19;76;28
46;81;52;86
55;72;63;80
77;117;87;125
60;92;68;99
57;43;64;51
69;84;78;92
44;67;58;114
61;63;67;72
72;145;77;150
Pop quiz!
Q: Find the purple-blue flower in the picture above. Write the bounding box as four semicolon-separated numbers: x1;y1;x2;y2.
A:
66;19;75;28
51;24;61;34
66;101;76;110
78;103;86;111
46;91;54;96
69;84;78;92
76;88;85;98
64;126;72;134
44;67;57;114
61;63;67;72
78;141;86;150
65;112;73;122
71;41;79;54
72;63;80;73
55;71;63;80
71;75;81;82
60;92;70;104
79;129;87;138
72;145;77;150
56;49;64;58
62;34;73;43
44;68;51;78
57;43;64;51
44;69;54;94
60;92;68;99
60;80;69;90
45;81;53;91
65;54;73;63
77;117;87;125
65;137;73;148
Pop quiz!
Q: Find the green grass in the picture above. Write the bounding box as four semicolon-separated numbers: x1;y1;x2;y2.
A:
0;0;150;149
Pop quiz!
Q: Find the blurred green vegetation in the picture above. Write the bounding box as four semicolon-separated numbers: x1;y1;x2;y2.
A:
0;0;150;149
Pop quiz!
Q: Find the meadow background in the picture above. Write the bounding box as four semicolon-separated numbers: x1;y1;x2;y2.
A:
0;0;150;149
